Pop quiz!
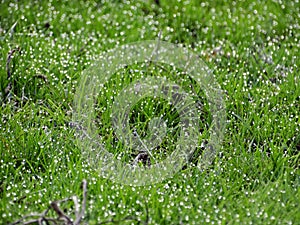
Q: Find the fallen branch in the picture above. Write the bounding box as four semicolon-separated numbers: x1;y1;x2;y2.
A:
5;47;21;95
10;178;152;225
9;180;87;225
74;179;87;225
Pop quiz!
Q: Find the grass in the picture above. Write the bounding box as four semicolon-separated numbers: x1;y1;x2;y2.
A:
0;0;299;224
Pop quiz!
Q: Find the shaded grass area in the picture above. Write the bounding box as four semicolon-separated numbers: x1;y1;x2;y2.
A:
0;0;299;224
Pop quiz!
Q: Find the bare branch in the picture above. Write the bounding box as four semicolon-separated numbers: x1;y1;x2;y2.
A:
74;179;87;225
9;180;87;225
9;179;149;225
50;201;73;224
5;47;21;95
72;195;80;219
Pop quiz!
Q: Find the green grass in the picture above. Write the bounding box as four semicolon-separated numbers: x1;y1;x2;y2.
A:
0;0;299;224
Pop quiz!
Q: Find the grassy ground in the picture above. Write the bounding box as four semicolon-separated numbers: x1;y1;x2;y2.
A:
0;0;299;224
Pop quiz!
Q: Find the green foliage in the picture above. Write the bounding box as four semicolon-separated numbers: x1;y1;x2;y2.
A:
0;0;299;224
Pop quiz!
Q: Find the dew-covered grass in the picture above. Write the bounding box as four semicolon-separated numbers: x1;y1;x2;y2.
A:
0;0;299;224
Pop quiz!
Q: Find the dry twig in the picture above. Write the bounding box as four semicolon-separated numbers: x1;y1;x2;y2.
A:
10;178;152;225
5;47;21;95
9;180;87;225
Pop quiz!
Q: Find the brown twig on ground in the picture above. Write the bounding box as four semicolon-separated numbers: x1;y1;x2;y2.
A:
5;47;21;95
34;74;48;83
10;178;153;225
132;152;151;167
50;200;73;224
74;179;87;225
9;180;88;225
